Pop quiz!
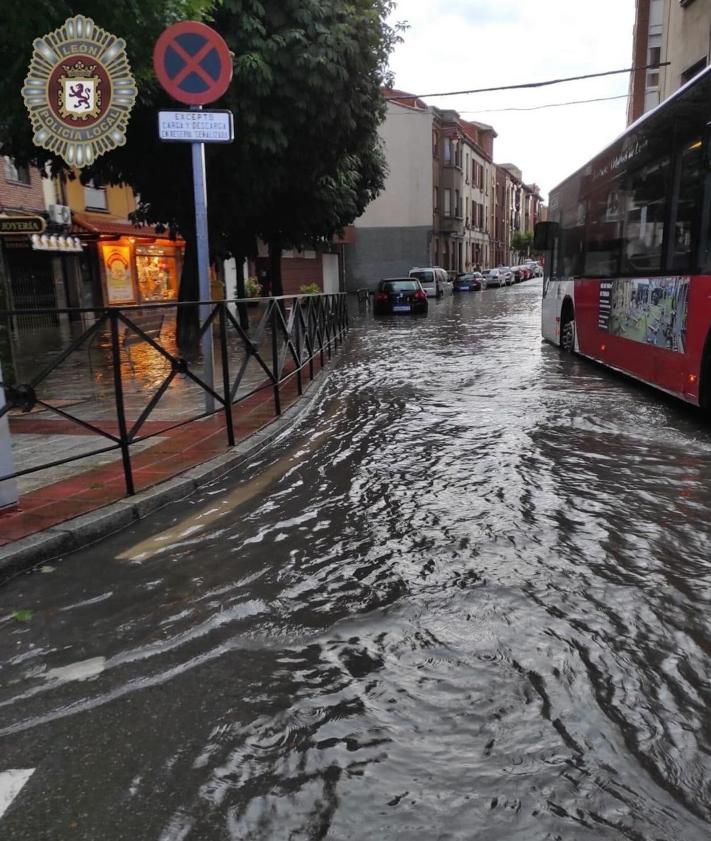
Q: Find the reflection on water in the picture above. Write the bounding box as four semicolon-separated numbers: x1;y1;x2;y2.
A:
1;282;711;840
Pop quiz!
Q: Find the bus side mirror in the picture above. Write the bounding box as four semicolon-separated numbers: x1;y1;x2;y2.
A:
534;221;559;251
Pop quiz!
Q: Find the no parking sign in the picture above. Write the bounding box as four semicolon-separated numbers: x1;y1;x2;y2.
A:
153;20;233;105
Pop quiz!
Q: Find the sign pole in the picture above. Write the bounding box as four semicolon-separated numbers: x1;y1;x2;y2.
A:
190;104;215;413
153;20;234;417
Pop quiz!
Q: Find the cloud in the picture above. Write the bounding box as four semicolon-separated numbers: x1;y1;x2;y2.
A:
387;0;636;198
430;0;522;26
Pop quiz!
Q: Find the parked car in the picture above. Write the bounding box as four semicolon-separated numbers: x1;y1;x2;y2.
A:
454;272;485;291
498;266;514;285
373;278;428;315
483;268;505;287
409;267;448;298
525;260;543;277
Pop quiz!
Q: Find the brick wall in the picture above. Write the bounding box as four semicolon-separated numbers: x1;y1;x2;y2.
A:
0;161;46;213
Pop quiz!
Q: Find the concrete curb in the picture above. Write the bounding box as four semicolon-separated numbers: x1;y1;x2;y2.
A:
0;366;333;583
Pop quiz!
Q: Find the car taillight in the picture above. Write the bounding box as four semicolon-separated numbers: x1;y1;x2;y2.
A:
375;292;388;301
415;290;426;300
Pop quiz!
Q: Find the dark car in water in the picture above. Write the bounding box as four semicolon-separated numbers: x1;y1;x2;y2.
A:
373;278;428;315
453;272;485;291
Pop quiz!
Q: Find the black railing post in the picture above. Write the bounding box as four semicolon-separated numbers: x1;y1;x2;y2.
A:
295;299;303;397
109;309;135;496
219;303;236;446
270;301;282;415
319;299;325;368
308;301;315;381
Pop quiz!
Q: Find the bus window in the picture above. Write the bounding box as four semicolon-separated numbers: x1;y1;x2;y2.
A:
559;202;585;277
620;156;670;275
671;141;703;273
584;177;623;277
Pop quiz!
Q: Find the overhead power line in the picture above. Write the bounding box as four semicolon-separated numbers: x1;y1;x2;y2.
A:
387;62;669;101
461;93;630;114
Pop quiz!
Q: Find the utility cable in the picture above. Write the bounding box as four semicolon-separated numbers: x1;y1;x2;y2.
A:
386;62;669;100
461;93;630;114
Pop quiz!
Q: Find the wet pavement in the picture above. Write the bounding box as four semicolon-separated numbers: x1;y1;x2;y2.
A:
1;279;711;840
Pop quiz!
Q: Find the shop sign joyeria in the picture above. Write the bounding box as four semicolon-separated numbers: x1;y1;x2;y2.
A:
22;15;137;168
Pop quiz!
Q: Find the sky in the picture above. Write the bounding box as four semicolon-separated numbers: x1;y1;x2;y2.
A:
386;0;637;201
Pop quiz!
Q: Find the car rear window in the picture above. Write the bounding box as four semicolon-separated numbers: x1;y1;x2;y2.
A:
383;281;418;292
410;271;434;284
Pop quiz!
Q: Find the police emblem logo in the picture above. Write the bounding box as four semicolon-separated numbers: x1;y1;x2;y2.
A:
22;15;137;168
57;61;102;120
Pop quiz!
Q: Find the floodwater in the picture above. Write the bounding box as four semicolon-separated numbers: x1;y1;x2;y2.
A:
1;279;711;840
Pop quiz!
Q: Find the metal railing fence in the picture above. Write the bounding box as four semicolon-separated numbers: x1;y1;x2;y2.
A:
0;293;349;496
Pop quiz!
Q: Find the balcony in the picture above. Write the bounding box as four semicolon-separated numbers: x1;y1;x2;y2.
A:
440;214;465;234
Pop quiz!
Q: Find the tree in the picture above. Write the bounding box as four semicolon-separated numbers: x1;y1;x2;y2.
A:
0;0;212;172
207;0;400;297
511;231;533;260
0;0;214;348
0;0;401;344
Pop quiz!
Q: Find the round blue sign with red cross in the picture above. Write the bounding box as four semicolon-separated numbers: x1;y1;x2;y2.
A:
153;21;233;106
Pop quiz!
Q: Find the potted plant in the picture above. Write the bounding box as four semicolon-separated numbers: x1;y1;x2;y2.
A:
299;282;321;295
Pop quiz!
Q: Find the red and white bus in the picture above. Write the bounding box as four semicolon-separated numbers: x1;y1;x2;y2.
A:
536;64;711;408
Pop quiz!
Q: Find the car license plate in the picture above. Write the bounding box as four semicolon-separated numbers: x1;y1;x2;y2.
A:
392;305;411;312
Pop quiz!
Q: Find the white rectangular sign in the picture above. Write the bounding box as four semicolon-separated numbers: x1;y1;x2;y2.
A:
158;110;234;143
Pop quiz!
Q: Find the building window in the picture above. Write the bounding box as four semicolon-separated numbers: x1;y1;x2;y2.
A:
4;157;31;185
455;190;461;217
433;131;439;157
84;180;108;211
444;189;451;217
443;138;452;165
648;46;661;67
433;187;439;211
681;58;707;86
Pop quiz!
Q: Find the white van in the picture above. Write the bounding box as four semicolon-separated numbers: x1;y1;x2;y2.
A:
409;267;449;298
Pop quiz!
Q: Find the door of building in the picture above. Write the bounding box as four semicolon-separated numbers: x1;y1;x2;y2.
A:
322;253;339;294
4;247;58;330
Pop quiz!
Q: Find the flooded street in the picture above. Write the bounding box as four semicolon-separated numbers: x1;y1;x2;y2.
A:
1;279;711;840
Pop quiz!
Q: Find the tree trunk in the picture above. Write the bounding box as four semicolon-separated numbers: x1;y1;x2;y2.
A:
176;236;200;354
268;240;283;298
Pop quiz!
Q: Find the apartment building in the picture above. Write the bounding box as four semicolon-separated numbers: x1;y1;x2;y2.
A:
628;0;711;124
347;89;543;285
346;94;434;289
493;164;542;266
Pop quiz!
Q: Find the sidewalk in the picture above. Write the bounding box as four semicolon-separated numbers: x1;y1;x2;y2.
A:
0;356;326;548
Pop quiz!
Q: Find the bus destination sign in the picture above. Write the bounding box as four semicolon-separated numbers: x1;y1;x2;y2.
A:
157;110;234;143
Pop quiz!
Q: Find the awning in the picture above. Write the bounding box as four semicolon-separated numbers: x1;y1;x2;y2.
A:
72;212;182;244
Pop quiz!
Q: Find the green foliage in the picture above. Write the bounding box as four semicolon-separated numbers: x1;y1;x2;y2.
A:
298;283;321;295
511;231;534;258
11;609;34;622
209;0;402;262
0;0;401;329
244;276;262;298
0;0;213;173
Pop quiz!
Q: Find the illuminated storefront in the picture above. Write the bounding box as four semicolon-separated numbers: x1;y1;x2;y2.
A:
75;213;184;307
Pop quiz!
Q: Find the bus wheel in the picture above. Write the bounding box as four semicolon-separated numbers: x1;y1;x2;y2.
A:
560;315;575;352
